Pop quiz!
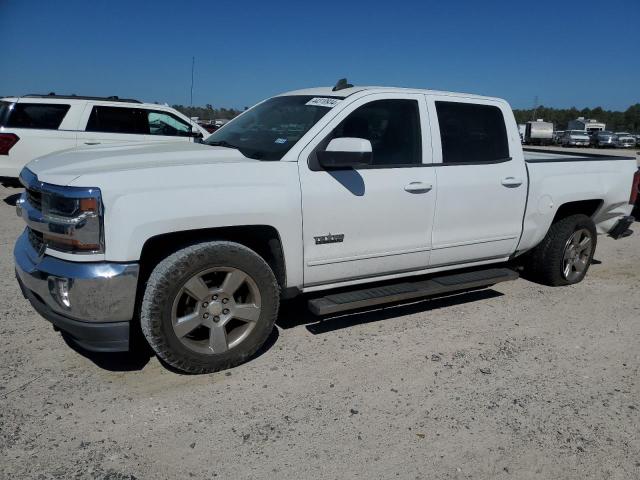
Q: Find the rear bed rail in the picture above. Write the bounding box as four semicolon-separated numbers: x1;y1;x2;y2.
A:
523;148;636;163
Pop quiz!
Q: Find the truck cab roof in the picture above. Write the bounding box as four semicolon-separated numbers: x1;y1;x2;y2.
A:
278;86;505;104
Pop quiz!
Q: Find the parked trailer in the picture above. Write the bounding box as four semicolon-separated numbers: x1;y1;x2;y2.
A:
524;120;554;145
568;117;606;134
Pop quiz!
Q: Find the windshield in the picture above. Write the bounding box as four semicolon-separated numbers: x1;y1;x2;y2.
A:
204;95;340;160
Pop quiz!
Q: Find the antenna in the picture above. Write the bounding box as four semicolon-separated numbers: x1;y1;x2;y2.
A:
190;57;195;106
532;95;539;121
332;78;354;91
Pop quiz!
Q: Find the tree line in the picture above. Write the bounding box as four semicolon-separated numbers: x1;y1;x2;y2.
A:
514;104;640;132
172;104;244;121
172;102;640;133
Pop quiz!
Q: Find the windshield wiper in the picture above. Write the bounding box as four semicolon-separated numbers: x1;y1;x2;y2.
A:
207;140;239;149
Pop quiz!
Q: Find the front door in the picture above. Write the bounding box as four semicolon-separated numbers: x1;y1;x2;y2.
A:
298;93;437;287
426;96;528;266
143;109;194;143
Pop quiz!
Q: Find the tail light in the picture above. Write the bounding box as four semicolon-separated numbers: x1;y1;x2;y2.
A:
0;133;19;155
631;170;640;205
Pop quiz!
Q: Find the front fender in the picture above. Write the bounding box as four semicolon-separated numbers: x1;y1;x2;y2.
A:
82;162;304;288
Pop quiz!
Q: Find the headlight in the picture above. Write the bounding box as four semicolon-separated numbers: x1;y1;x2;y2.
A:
18;169;105;254
41;193;103;252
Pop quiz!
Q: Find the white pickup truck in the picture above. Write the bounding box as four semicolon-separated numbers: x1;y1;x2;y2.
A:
14;82;639;373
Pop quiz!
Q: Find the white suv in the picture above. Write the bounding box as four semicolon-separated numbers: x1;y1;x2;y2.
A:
0;94;210;177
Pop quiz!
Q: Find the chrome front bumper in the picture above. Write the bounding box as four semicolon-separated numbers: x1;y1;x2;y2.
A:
14;230;139;351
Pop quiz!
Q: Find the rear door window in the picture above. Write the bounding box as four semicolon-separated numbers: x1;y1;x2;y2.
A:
85;106;147;134
1;103;70;129
436;101;509;164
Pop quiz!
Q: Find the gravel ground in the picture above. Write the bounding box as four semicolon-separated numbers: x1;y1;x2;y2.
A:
0;177;639;480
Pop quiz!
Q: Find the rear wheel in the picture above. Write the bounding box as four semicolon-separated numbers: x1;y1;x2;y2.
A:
523;214;597;286
141;241;279;374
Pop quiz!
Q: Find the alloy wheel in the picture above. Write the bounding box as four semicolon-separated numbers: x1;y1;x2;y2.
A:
171;267;262;355
561;228;594;282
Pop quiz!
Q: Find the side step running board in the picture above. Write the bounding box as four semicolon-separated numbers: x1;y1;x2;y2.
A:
307;268;518;316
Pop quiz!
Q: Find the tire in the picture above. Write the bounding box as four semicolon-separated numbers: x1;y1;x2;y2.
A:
523;214;597;287
140;241;280;374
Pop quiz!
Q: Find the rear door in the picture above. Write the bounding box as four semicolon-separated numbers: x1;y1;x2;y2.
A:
77;104;149;146
426;96;527;267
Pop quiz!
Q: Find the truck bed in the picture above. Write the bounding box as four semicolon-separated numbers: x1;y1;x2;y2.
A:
516;147;637;255
523;148;636;163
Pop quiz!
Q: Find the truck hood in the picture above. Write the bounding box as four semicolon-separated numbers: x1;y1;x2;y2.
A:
26;141;254;185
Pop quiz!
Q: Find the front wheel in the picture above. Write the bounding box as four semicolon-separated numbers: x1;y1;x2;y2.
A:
523;214;597;286
140;241;280;374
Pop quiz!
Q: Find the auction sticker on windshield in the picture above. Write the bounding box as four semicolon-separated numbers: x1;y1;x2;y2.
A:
305;97;341;108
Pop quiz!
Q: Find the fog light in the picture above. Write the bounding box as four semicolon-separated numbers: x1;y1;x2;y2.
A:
49;277;71;308
15;196;25;218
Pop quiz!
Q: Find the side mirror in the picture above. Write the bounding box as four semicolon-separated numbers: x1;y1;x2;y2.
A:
317;137;372;169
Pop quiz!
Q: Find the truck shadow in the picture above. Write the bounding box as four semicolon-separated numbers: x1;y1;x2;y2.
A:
62;324;281;374
155;328;281;375
61;333;155;372
3;193;20;206
278;289;504;334
1;177;22;206
64;289;502;373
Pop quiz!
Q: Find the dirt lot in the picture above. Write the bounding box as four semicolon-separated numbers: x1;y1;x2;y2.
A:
1;178;639;479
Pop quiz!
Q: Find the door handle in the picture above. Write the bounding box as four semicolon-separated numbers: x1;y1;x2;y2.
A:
84;141;101;145
501;176;523;187
404;182;433;194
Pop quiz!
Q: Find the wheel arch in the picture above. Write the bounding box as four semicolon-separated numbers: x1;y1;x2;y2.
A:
515;198;603;257
552;199;603;223
138;225;288;293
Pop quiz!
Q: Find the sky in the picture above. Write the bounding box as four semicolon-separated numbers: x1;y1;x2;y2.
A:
1;0;638;111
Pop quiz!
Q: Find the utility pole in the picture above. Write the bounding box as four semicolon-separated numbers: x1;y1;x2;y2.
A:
190;57;195;106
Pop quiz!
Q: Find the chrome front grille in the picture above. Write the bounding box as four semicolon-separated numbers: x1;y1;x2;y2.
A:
27;228;44;252
26;188;42;210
